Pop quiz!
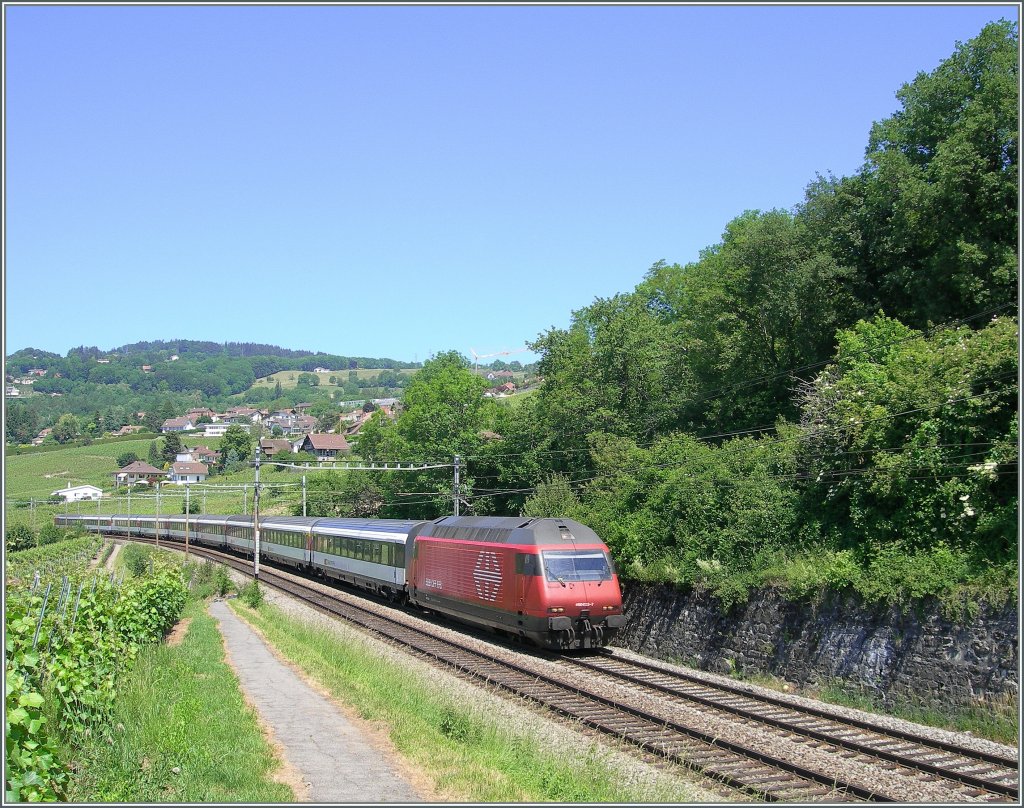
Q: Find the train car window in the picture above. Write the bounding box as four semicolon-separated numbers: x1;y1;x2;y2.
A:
540;550;612;583
395;546;405;567
372;543;381;564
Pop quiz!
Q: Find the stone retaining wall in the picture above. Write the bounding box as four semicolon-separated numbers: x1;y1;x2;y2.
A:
614;583;1018;708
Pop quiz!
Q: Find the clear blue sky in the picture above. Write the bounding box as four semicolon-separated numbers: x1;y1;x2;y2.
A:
4;3;1015;364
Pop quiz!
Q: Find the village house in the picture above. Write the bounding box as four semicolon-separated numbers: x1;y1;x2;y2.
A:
188;445;219;465
484;382;517;398
161;416;196;433
186;407;217;421
51;484;103;502
112;461;167;487
168;461;209;484
297;433;351;460
223;406;263;423
202;423;231;438
110;425;143;437
32;428;52;445
260;438;294;458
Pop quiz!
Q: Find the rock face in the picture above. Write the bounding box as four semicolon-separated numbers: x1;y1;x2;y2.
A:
615;583;1018;708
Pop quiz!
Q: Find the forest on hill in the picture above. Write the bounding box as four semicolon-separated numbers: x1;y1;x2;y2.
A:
4;341;424;442
5;22;1017;608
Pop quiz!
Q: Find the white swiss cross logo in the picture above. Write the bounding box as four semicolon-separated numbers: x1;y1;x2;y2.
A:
473;551;502;602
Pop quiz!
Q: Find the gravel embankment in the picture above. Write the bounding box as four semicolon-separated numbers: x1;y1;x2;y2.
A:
222;561;1018;803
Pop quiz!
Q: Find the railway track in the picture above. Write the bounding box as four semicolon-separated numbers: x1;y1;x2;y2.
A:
555;653;1019;801
127;536;1018;802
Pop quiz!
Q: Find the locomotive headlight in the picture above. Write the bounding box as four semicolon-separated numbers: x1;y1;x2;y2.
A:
547;607;565;613
602;605;616;611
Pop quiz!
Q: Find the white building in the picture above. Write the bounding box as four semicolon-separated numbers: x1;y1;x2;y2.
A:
168;462;209;485
51;484;103;502
203;423;231;438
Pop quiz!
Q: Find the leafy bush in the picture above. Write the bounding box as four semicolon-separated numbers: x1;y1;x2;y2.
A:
6;523;36;552
239;580;264;609
120;543;151;577
214;567;233;597
5;558;188;800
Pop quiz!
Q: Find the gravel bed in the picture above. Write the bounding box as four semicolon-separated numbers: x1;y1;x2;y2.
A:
605;645;1020;761
216;559;1016;803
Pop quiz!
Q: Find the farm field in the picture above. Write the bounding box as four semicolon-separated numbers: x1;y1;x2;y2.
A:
4;438;342;530
5;438;175;500
250;367;417;390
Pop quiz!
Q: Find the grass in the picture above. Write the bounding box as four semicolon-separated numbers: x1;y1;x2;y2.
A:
723;668;1018;747
3;437;327;521
4;438;167;499
815;682;1019;747
229;598;706;803
60;594;295;803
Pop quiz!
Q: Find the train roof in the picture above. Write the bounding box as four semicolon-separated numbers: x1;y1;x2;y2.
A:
418;516;602;547
259;515;318;530
312;517;421;540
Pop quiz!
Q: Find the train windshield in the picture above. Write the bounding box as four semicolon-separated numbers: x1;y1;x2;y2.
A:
541;550;612;583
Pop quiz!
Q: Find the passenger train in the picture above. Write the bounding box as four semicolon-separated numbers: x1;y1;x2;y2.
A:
55;512;626;650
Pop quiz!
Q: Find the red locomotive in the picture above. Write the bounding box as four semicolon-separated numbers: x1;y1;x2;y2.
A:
408;516;625;649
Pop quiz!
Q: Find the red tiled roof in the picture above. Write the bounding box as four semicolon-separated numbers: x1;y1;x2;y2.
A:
302;433;351;451
114;461;166;475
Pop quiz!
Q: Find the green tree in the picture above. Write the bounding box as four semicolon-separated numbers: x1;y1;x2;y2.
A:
160;433;183;467
801;21;1018;327
116;451;139;468
641;211;857;432
147;440;160;467
296;372;319;387
310;400;340;432
52;413;81;444
274;380;283;398
796;314;1018;562
522;473;582;519
5;402;38;445
219;424;254;470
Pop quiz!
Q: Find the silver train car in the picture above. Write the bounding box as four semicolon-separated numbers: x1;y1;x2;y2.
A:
55;512;413;601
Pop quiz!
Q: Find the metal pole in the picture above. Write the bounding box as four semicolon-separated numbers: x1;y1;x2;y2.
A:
127;486;131;520
453;455;460;516
185;483;190;558
302;475;307;517
156;482;161;549
243;484;248;515
253;447;261;581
